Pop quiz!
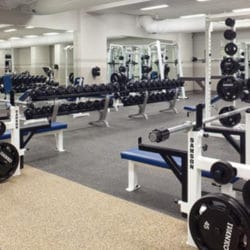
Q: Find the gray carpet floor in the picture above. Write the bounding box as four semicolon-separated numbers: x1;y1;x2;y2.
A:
24;92;242;218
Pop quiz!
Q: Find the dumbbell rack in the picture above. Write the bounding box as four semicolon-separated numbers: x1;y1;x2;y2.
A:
25;91;113;128
121;87;178;120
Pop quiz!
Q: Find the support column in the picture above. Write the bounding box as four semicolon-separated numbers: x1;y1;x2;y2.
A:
74;11;107;84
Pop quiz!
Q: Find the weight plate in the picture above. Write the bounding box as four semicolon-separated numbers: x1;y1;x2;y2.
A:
225;17;236;27
217;77;243;101
221;58;239;75
219;106;242;127
189;193;250;250
243;181;250;207
110;73;120;83
0;121;6;137
0;142;19;183
225;42;238;56
210;161;236;184
224;29;237;40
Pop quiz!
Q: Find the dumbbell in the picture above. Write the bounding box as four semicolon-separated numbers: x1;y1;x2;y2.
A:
93;100;101;110
75;85;84;93
56;86;67;95
66;86;76;94
69;103;78;112
106;83;114;93
127;82;135;92
59;104;70;113
124;96;134;106
83;85;92;93
46;87;56;96
77;102;86;111
91;84;99;93
138;80;146;90
85;101;93;110
99;84;107;92
24;108;35;119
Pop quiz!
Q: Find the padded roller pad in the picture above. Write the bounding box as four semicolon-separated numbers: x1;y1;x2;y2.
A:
121;148;237;181
184;95;220;112
0;122;68;140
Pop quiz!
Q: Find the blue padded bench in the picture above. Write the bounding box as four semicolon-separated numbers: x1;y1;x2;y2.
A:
184;95;220;113
0;122;67;152
121;147;227;192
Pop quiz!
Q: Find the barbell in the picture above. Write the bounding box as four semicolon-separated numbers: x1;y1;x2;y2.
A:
149;105;250;143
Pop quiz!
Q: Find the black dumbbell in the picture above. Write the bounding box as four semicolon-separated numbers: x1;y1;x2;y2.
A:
93;100;101;110
56;86;67;95
75;85;84;93
85;101;94;110
46;87;56;96
66;86;76;94
99;84;107;92
92;84;100;92
83;85;92;93
69;103;78;111
78;102;86;111
106;83;114;93
24;108;34;119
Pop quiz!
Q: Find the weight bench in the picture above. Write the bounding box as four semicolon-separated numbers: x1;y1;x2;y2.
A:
184;95;220;116
121;148;215;193
0;122;68;152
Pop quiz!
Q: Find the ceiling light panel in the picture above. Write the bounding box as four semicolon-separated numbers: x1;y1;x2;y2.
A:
180;13;206;18
141;4;168;11
4;28;17;33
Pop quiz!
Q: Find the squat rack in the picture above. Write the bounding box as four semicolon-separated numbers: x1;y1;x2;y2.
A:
205;11;250;120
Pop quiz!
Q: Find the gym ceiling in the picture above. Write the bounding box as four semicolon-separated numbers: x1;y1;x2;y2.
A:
0;0;249;17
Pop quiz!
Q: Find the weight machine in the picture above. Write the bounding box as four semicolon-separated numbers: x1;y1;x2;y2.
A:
137;12;250;250
143;102;250;249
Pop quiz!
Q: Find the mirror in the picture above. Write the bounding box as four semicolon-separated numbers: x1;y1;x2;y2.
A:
0;25;74;85
107;36;182;83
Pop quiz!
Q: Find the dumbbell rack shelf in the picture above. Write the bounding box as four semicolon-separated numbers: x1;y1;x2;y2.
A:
122;88;178;119
29;91;114;102
24;93;113;127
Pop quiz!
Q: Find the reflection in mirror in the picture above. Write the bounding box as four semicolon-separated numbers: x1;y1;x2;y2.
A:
0;24;74;86
107;37;182;83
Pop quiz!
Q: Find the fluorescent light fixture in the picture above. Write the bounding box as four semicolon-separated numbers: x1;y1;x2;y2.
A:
66;30;74;33
43;32;59;36
0;39;5;42
180;13;205;19
196;0;210;2
24;35;38;38
9;37;20;40
26;26;35;29
233;8;250;13
4;28;17;33
141;4;168;11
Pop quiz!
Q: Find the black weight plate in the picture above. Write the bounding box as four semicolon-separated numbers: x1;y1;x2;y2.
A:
243;180;250;207
221;57;239;75
225;18;235;27
189;193;250;250
111;73;120;83
217;77;243;101
0;142;19;183
225;42;238;56
224;29;237;40
0;121;6;137
210;161;236;184
219;106;241;127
